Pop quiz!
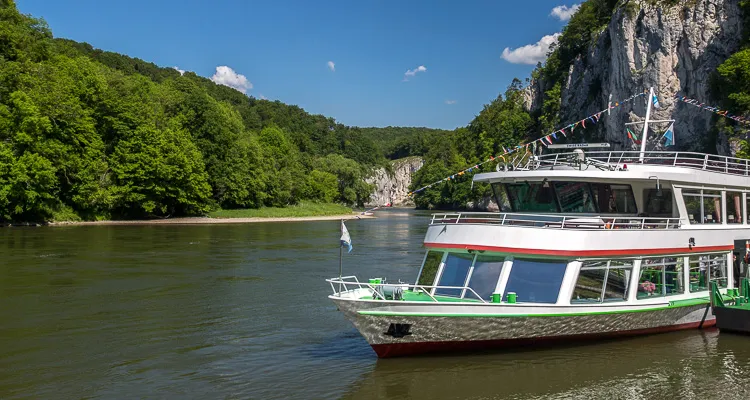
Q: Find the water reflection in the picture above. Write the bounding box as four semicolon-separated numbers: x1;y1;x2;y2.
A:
342;330;750;399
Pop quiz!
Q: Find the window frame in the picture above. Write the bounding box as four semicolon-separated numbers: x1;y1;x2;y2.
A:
571;259;634;303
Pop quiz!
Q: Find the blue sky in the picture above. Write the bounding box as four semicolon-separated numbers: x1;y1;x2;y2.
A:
17;0;580;130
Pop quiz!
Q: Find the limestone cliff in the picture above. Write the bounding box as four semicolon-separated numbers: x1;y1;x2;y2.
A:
366;157;423;207
525;0;743;153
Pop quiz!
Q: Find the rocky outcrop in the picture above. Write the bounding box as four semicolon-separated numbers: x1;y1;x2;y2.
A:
366;157;423;207
526;0;743;154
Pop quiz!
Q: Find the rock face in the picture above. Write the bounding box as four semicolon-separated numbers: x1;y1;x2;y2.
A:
525;0;743;154
366;157;423;207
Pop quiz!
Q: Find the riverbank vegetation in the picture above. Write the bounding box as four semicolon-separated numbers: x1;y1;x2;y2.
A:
208;203;353;219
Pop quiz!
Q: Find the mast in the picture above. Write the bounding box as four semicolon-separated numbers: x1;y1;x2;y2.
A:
639;87;654;162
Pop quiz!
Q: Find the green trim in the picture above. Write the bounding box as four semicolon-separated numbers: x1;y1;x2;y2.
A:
358;298;710;318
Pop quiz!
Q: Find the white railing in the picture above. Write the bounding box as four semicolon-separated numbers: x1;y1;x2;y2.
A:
430;212;681;230
326;276;488;303
517;151;750;176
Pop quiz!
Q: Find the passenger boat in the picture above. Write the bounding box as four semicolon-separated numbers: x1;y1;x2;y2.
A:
327;91;750;357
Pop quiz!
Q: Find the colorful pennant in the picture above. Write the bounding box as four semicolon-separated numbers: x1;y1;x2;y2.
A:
674;95;750;125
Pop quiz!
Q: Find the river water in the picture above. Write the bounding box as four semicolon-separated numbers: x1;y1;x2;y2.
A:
1;209;750;399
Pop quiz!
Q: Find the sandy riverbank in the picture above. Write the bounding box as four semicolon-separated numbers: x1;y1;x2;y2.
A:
47;212;375;226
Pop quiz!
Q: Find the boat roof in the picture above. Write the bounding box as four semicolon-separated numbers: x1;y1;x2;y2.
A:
473;150;750;189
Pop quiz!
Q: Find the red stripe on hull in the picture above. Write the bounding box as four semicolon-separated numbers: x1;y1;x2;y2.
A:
371;320;716;358
423;242;733;257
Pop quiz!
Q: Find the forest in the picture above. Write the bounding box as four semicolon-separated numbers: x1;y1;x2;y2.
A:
0;0;450;222
3;0;750;222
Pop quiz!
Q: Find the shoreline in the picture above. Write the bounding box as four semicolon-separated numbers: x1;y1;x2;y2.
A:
45;212;376;226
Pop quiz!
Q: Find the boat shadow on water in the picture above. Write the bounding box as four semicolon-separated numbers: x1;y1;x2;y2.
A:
339;329;750;400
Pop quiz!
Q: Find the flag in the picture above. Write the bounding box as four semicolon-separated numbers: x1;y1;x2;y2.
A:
340;220;352;253
627;128;641;144
662;122;674;146
652;93;660;109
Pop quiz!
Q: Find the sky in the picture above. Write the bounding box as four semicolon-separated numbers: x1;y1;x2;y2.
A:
17;0;581;130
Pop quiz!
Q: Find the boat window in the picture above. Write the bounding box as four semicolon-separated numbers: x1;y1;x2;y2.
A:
417;251;444;286
591;184;637;214
703;190;721;223
504;182;638;214
604;265;632;301
571;263;607;302
683;191;702;224
490;183;512;212
503;259;567;304
435;253;474;297
465;255;505;301
727;191;742;224
687;253;728;290
505;183;558;212
637;257;684;299
554;182;596;213
572;260;632;303
644;189;673;217
683;190;721;224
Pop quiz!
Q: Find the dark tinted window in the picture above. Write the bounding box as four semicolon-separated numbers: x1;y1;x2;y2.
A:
503;259;567;303
505;183;557;212
435;253;473;297
644;189;673;216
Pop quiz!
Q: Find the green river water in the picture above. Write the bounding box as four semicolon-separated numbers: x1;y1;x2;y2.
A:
1;209;750;399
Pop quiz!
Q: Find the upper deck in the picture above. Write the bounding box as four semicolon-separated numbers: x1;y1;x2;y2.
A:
473;151;750;189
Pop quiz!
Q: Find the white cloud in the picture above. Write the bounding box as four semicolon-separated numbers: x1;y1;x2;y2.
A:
550;4;580;21
327;61;335;72
403;65;427;81
501;33;560;65
259;94;267;100
173;66;185;76
445;100;457;105
210;66;253;94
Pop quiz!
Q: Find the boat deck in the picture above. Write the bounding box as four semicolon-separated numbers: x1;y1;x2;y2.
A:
359;291;484;302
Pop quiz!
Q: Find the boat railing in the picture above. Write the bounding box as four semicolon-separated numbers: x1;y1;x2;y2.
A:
326;276;488;303
430;212;681;230
517;151;750;176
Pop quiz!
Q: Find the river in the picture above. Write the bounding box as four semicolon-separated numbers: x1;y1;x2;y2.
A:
1;209;750;399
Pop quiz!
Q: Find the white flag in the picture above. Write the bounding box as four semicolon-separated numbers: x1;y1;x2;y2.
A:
340;220;352;253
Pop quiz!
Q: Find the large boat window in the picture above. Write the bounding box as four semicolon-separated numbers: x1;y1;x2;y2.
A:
683;190;721;224
591;184;637;214
554;182;596;213
435;253;474;297
727;191;742;224
505;183;558;212
688;254;728;291
572;260;632;303
417;251;444;286
490;183;512;212
503;259;567;304
637;257;684;299
465;255;505;301
644;189;673;217
502;182;637;214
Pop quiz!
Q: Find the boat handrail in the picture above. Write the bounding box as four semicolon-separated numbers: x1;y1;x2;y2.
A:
514;150;750;176
326;276;488;303
430;212;681;230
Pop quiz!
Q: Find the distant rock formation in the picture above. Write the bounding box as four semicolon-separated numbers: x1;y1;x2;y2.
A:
366;157;423;207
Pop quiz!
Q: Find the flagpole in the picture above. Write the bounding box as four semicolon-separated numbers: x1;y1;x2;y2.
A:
339;219;343;279
639;86;654;162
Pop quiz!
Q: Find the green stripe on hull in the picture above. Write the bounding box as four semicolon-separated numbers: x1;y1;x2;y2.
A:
358;297;711;318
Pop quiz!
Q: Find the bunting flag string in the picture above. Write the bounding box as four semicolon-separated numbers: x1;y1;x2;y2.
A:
674;95;750;125
407;89;650;197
